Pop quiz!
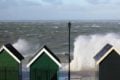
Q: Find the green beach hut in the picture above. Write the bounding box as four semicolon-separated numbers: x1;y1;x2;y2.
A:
27;45;61;80
0;43;24;80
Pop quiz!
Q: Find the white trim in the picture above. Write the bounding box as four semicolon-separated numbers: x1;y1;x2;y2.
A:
96;47;120;65
27;48;61;68
0;46;4;52
0;46;21;63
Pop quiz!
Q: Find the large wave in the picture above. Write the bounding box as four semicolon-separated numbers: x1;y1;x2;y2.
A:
12;33;120;71
70;33;120;71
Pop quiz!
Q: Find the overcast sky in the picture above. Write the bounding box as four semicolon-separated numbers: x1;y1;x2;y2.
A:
0;0;120;20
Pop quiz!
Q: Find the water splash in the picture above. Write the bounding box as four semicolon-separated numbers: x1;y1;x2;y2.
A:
13;39;40;57
13;39;30;54
70;33;120;71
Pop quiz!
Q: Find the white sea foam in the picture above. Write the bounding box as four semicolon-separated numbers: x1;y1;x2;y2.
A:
13;39;40;57
13;39;31;54
12;34;120;71
84;24;101;28
53;26;59;29
91;24;101;27
70;33;120;71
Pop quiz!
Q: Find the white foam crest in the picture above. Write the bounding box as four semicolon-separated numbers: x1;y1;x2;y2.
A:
70;33;120;71
84;24;101;28
91;24;101;27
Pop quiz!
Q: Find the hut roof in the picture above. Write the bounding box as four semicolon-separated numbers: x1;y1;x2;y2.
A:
94;44;112;61
27;45;61;68
0;43;24;63
94;43;120;65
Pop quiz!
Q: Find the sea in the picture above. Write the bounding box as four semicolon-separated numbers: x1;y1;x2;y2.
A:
1;20;120;80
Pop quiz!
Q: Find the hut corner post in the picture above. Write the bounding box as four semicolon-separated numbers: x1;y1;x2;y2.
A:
68;22;71;80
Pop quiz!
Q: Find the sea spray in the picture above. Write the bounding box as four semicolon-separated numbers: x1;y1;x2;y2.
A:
70;33;120;71
13;39;40;57
12;34;120;72
13;39;30;54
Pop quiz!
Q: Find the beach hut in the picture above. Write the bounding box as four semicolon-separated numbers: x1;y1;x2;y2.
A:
0;43;24;80
27;45;61;80
94;43;120;80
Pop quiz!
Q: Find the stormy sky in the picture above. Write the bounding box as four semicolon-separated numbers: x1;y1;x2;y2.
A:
0;0;120;20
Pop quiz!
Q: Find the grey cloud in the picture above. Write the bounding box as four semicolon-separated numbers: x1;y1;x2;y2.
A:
1;0;120;20
86;0;111;4
0;0;18;8
42;0;62;5
0;0;41;9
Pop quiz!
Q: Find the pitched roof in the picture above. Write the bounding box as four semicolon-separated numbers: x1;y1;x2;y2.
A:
94;43;112;61
94;43;120;65
27;45;61;68
0;43;24;63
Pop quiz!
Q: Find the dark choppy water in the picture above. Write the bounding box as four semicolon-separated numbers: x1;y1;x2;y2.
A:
0;20;120;80
1;20;120;55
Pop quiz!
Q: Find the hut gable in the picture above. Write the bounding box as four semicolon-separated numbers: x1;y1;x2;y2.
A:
27;45;61;68
94;43;120;65
94;44;120;80
0;43;24;63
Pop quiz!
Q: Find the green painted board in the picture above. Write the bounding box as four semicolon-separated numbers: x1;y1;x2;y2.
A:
30;52;59;80
0;50;20;80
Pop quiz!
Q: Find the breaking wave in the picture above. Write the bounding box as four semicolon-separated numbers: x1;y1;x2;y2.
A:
70;33;120;71
13;39;30;54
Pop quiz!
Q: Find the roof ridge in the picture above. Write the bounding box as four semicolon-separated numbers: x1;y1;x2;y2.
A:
27;45;61;67
4;43;24;61
94;43;113;61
